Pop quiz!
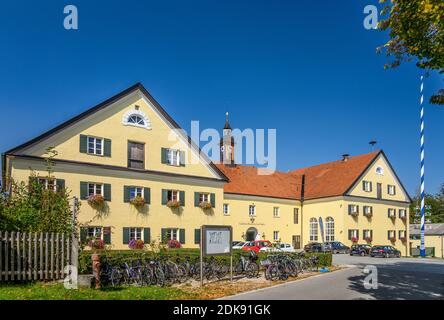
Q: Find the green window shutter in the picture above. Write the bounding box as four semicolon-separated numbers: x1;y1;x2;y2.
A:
143;228;151;243
194;229;201;245
179;229;185;244
104;184;111;201
103;227;111;244
161;189;168;205
180;151;186;166
104;139;112;157
161;228;167;243
80;227;88;243
370;182;373;192
210;193;215;208
123;186;130;203
80;182;88;200
194;192;200;207
79;135;88;153
348;230;351;240
123;227;130;244
144;187;151;204
179;191;185;206
56;179;65;193
161;148;168;164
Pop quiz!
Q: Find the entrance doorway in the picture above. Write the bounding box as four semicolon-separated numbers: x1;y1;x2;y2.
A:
246;227;258;241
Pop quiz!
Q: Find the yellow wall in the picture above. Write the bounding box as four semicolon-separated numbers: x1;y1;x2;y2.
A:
410;236;444;258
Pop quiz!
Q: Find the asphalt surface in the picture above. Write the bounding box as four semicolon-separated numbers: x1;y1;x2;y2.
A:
223;255;444;300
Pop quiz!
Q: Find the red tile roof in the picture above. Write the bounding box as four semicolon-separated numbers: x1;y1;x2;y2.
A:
216;151;380;200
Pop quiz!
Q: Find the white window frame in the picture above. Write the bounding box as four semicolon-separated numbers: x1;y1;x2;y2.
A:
223;203;230;216
273;231;279;242
388;208;396;218
349;205;359;215
87;136;104;156
273;207;280;218
129;187;143;200
129;227;142;241
325;217;335;242
363;229;371;239
166;228;179;241
249;205;256;217
199;193;210;203
167;190;179;202
363;181;372;192
388;230;396;239
364;206;373;215
88;183;103;197
128;115;146;126
399;209;407;218
350;229;359;239
38;178;57;191
388;185;396;195
167;149;181;166
87;227;103;240
309;218;318;241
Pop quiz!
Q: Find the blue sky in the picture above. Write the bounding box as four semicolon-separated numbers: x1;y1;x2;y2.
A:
0;0;443;196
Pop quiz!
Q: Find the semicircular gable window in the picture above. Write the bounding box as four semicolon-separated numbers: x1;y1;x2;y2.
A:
122;108;151;130
375;166;384;175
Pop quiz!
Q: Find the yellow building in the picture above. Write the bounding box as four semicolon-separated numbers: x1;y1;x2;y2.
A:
409;223;444;258
1;83;411;255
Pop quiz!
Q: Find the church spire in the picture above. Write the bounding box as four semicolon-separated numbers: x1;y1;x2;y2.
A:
224;112;231;130
220;112;235;165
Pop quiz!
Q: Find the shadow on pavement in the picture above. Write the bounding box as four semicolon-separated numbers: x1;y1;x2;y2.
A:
347;261;444;300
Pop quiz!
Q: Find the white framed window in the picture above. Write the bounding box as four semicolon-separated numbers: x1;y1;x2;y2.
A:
273;231;279;242
88;183;103;196
223;203;230;216
388;230;396;239
309;218;318;241
129;227;142;241
87;227;103;239
128;115;146;126
362;181;372;192
38;178;56;191
122;108;151;130
87;136;104;155
363;229;372;239
273;207;280;218
166;228;179;241
167;190;179;201
249;205;256;217
325;217;335;242
363;206;373;215
388;185;396;195
348;205;359;215
168;149;181;166
399;209;407;218
376;166;384;175
130;187;143;200
348;229;359;240
398;230;406;239
199;193;210;203
388;208;396;218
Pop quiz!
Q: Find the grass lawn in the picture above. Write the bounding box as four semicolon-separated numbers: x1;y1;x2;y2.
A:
0;282;198;300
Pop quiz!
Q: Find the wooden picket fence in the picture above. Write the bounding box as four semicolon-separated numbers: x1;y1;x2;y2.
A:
0;231;74;282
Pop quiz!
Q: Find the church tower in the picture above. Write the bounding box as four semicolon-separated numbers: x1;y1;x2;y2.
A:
220;112;235;165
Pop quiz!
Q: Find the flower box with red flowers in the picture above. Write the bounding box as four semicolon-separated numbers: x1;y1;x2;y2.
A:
364;237;373;243
88;238;105;250
389;237;396;242
199;201;212;210
351;237;358;243
87;194;105;207
128;239;145;249
166;200;181;209
130;196;146;208
167;239;181;249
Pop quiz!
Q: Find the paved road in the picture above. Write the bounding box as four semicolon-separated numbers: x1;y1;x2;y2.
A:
223;256;444;300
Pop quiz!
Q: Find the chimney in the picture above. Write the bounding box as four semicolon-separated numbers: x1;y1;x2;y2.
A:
342;154;350;162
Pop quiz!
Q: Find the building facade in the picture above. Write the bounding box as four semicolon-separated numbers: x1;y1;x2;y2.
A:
2;83;411;255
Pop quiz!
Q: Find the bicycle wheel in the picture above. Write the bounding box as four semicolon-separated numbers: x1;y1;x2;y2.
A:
110;268;123;287
267;265;280;281
154;267;165;287
246;262;259;278
234;262;244;276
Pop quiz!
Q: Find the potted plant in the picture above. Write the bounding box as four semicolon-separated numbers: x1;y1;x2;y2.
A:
389;236;396;242
364;211;373;218
350;211;359;217
399;236;407;242
166;200;181;209
199;201;212;210
167;239;181;248
88;238;105;250
128;239;145;249
87;194;105;207
364;237;372;243
351;237;358;243
130;196;146;208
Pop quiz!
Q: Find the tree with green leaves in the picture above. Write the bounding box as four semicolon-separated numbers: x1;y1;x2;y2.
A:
0;148;79;233
409;184;444;223
378;0;444;104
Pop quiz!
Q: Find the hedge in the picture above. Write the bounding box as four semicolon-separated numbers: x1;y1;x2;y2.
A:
79;249;332;274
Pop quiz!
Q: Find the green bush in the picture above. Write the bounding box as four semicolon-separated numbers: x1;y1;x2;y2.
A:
306;252;332;267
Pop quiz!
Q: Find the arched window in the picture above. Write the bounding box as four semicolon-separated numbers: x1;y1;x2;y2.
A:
122;108;151;129
309;218;318;242
325;217;335;242
128;115;145;126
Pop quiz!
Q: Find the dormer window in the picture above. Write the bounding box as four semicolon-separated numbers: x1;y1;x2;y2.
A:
122;108;151;129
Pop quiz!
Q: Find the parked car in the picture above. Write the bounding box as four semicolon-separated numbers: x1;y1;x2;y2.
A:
259;243;295;253
241;240;272;253
325;241;350;254
370;245;401;258
232;241;247;250
304;242;332;253
350;244;372;256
